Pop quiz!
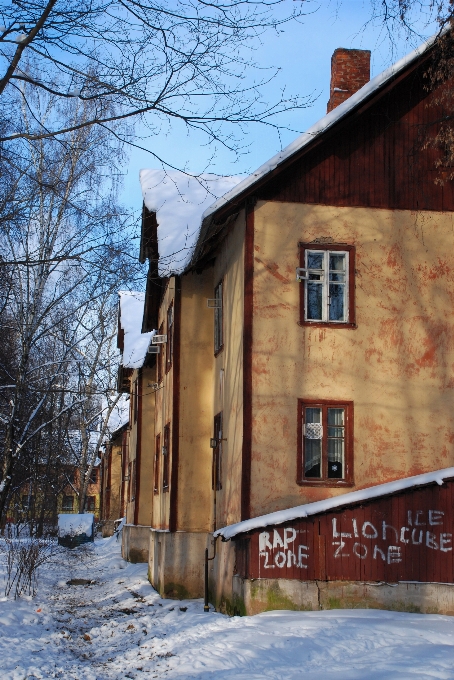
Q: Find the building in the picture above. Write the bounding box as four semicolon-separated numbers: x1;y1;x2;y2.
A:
100;420;129;536
123;35;454;614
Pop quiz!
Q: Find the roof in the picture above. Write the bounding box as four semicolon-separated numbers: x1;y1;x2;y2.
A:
189;31;440;267
214;466;454;541
139;170;242;276
118;291;153;369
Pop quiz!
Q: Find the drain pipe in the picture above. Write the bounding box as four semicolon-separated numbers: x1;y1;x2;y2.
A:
203;536;218;612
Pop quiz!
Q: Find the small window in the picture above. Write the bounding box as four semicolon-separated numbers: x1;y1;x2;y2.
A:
89;469;98;485
162;423;170;491
297;400;353;486
212;412;223;490
299;244;355;327
154;434;161;494
85;496;95;511
214;281;223;355
21;494;34;510
62;495;74;512
166;303;174;372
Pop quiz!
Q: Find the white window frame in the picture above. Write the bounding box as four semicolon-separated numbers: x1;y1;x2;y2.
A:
303;249;349;323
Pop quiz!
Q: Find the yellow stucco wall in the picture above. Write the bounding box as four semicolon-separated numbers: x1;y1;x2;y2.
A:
137;365;155;526
213;211;245;529
177;270;215;532
251;201;454;517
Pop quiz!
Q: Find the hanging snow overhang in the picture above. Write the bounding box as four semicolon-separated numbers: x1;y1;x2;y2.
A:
214;467;454;541
187;32;440;271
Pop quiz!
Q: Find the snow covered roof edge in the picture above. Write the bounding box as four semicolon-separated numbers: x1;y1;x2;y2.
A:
199;31;440;229
214;466;454;541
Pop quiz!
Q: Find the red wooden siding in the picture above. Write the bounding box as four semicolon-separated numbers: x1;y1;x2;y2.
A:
236;479;454;583
259;62;454;212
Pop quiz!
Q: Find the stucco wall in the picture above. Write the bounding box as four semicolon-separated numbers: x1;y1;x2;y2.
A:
137;366;155;527
250;202;454;517
177;270;215;532
212;210;246;529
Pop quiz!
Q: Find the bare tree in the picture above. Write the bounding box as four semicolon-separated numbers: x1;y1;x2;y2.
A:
0;0;311;157
0;83;137;522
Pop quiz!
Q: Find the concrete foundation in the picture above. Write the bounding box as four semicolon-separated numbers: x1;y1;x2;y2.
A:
122;524;151;563
231;578;454;616
148;530;210;599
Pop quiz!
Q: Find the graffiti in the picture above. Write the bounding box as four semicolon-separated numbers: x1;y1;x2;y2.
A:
331;511;452;562
259;528;309;570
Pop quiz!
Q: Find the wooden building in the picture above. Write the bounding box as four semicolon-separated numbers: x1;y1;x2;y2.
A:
122;35;454;614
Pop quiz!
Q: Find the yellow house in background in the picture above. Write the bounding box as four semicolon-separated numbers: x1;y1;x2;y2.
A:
120;38;454;615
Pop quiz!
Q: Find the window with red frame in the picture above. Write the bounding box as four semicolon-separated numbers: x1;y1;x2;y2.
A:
298;244;355;327
297;400;353;486
154;433;160;494
162;424;170;491
214;281;223;355
166;303;174;372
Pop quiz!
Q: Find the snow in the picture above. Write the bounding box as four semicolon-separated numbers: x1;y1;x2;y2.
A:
108;394;130;434
118;291;153;369
1;536;454;678
214;467;454;541
199;32;441;228
57;514;94;537
139;170;242;276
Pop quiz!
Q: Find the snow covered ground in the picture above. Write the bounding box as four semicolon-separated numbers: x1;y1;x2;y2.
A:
1;535;454;679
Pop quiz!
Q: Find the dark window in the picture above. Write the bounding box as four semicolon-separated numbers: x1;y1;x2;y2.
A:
298;244;355;327
21;494;34;509
154;434;161;494
62;495;74;512
214;281;223;354
297;400;353;486
85;496;95;511
89;468;98;485
212;412;222;490
157;322;164;383
162;423;170;491
166;303;174;373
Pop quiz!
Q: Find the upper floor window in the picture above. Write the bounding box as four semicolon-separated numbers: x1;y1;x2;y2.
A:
297;399;353;486
214;281;223;355
298;244;355;327
162;423;170;492
166;303;174;372
157;322;164;383
154;433;161;495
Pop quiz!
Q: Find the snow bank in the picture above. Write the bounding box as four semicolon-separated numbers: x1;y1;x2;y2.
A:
214;467;454;540
139;170;242;276
119;291;153;369
58;513;94;537
201;32;441;225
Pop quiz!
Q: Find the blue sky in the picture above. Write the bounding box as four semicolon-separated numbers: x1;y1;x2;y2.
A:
121;0;438;208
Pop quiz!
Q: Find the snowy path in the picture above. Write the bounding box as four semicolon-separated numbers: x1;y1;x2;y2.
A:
1;535;454;679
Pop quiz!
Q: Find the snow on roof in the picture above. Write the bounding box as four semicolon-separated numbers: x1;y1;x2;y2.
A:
119;291;153;369
58;513;94;537
214;467;454;541
108;394;130;433
200;32;439;226
139;170;242;276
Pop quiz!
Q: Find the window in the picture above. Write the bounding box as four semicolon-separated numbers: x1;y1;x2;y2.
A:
157;322;164;383
214;281;223;354
131;459;136;501
85;496;95;511
166;303;174;372
21;494;34;509
297;400;353;486
212;413;223;490
162;423;170;491
299;244;355;327
62;495;74;512
89;468;98;485
154;434;161;494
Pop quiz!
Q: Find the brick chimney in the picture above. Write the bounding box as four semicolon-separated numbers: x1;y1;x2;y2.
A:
327;48;371;113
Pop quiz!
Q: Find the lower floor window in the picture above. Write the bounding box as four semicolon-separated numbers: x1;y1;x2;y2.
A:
298;400;353;485
85;496;95;511
62;495;74;511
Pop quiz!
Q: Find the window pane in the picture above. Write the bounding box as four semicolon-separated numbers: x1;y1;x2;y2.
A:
329;254;346;271
307;251;324;270
327;408;344;478
307;283;323;320
304;407;322;478
329;284;345;321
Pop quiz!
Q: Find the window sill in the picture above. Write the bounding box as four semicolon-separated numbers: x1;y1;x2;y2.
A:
298;321;357;329
297;479;354;487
